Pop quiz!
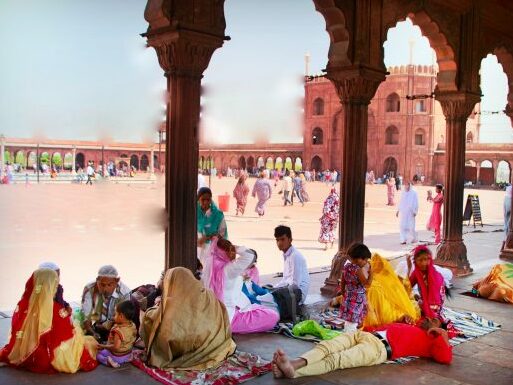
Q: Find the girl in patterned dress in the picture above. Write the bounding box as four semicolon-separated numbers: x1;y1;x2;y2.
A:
339;243;373;333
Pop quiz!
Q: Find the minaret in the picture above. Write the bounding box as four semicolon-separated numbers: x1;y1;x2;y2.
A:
408;37;415;66
305;52;310;77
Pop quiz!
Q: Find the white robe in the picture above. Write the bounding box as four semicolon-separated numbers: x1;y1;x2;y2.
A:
398;188;419;242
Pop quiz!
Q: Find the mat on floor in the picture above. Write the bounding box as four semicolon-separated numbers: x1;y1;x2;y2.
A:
271;307;501;364
131;350;271;385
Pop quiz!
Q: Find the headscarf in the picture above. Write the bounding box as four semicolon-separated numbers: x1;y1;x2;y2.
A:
38;262;59;271
197;201;226;238
142;267;235;370
208;237;232;301
410;245;445;318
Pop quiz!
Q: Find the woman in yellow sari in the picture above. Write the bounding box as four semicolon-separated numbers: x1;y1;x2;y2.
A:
472;263;513;303
363;254;420;329
141;267;236;370
0;269;97;373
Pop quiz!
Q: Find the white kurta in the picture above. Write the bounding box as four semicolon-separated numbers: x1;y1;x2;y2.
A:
397;188;419;243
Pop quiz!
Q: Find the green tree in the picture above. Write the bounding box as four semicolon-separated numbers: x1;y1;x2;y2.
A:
52;153;63;167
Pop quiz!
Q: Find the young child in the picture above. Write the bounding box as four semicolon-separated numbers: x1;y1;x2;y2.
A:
407;245;446;319
339;243;373;333
96;300;137;368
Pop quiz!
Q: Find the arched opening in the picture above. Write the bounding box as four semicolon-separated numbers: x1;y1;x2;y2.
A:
153;154;159;170
294;157;303;172
383;157;398;176
312;127;323;145
229;156;237;168
480;160;494;185
15;151;25;169
466;132;474;143
284;157;293;171
313;97;324;115
247;156;255;172
199;156;205;170
257;156;265;169
27;151;37;168
311;156;322;172
130;154;139;170
414;128;425;146
465;159;477;184
497;160;511;184
51;152;62;169
75;153;85;169
140;154;149;171
415;99;426;112
385;92;400;112
265;157;274;170
63;153;73;170
414;158;425;178
385;125;399;145
238;156;246;170
275;157;283;170
3;150;12;164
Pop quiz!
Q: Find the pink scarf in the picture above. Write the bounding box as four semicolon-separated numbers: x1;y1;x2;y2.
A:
411;246;445;318
208;237;231;301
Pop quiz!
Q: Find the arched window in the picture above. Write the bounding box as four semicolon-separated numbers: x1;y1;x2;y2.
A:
415;128;425;146
466;132;474;143
130;154;139;170
386;93;400;112
385;126;399;145
415;100;426;113
312;127;323;145
311;156;322;171
313;98;324;115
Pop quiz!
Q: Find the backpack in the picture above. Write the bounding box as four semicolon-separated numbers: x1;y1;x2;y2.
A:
271;285;303;323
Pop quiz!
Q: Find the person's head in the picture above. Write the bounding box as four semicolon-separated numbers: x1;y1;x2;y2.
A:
285;170;290;177
347;243;372;267
114;300;135;324
404;182;412;192
217;237;236;260
274;225;292;252
412;245;433;272
435;184;443;193
238;175;246;184
96;265;120;297
197;187;212;212
38;262;60;277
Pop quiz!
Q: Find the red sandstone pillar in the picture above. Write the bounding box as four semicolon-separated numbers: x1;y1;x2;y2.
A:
145;28;224;271
435;91;480;275
500;105;513;261
321;67;385;296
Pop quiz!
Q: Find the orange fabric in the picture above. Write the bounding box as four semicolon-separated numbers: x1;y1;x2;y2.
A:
473;264;513;303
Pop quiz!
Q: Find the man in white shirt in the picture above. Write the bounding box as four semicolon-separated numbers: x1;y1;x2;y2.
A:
273;225;310;303
282;170;293;206
86;163;95;185
396;182;419;244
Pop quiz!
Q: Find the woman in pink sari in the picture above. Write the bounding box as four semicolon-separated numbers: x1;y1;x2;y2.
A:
386;177;396;205
407;245;446;319
233;175;250;215
202;237;279;334
427;184;444;244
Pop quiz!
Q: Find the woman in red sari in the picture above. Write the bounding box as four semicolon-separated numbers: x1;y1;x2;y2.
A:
427;184;444;244
0;268;97;373
233;174;250;215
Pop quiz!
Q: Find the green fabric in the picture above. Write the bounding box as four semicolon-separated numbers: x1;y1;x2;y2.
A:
197;201;227;239
292;320;341;340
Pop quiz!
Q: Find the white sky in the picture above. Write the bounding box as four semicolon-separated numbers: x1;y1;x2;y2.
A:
0;1;510;143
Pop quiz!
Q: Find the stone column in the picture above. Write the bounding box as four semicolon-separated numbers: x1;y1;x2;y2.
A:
500;105;513;260
321;67;385;296
435;91;480;275
150;147;155;175
0;135;5;179
476;164;480;185
71;146;76;175
145;30;224;271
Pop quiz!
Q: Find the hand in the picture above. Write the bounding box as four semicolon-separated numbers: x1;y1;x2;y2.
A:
198;235;207;247
401;315;414;325
406;254;412;271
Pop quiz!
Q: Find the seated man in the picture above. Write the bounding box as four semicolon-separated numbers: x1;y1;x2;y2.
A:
272;317;452;378
81;265;131;342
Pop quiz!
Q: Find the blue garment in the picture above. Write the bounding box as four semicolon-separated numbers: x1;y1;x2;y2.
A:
241;281;270;304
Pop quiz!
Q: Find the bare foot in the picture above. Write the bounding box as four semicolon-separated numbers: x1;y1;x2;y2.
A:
272;362;284;378
107;356;120;368
274;349;296;379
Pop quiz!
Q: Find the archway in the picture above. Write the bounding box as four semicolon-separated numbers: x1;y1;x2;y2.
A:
385;93;400;112
130;154;139;170
414;128;426;146
385;125;399;145
27;151;36;168
246;156;255;171
466;132;474;143
51;152;62;168
383;157;398;177
63;152;73;170
40;152;50;165
199;156;205;170
284;157;293;171
497;160;511;183
312;127;323;145
238;156;246;170
275;157;283;170
257;156;265;169
265;156;274;170
294;157;303;172
311;156;322;172
480;160;494;185
75;153;85;169
465;159;477;184
313;97;324;115
414;158;425;178
153;154;159;170
140;154;149;171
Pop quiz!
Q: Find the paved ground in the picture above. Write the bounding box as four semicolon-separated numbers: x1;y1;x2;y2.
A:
0;176;512;384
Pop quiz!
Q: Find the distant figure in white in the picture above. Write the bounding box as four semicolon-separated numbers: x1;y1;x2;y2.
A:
396;182;418;244
504;185;512;241
198;169;207;192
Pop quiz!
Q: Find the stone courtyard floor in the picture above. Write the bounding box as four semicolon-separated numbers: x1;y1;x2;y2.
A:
0;176;512;384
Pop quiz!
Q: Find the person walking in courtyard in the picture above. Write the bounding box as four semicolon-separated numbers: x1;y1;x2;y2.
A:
252;170;272;216
395;173;401;191
86;162;95;185
318;188;339;250
396;182;418;244
292;172;305;206
282;170;293;206
427;184;444;244
386;176;396;205
233;174;250;215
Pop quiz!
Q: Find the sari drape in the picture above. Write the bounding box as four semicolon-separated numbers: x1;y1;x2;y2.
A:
0;269;97;373
141;267;235;370
410;252;445;318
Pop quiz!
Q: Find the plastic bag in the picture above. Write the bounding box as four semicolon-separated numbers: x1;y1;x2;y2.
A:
292;320;341;340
